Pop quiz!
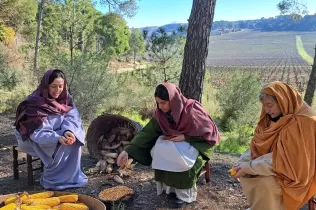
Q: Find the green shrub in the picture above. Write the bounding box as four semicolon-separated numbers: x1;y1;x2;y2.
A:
216;124;254;154
216;71;261;131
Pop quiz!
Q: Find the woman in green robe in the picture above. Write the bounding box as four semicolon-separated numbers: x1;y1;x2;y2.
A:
117;82;220;208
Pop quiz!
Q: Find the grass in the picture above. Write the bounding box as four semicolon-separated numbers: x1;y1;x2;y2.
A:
296;35;314;65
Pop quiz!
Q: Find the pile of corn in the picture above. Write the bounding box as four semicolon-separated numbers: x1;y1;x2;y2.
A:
89;127;137;184
98;186;133;202
0;192;89;210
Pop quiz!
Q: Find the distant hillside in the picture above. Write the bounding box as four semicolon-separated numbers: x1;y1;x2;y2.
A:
140;15;316;36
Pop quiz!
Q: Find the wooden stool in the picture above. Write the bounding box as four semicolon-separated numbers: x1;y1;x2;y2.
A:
309;196;315;210
200;161;211;182
12;145;43;186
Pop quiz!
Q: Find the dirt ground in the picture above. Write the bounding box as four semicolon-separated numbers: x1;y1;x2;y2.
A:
0;114;309;210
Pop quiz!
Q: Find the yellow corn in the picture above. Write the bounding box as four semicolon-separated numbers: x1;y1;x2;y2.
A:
58;194;78;203
21;204;52;210
20;194;29;202
29;192;54;199
76;202;88;207
0;203;16;210
228;168;237;176
59;203;89;210
51;205;60;209
23;197;60;207
3;195;17;205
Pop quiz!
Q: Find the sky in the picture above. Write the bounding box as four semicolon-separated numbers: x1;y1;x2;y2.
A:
96;0;316;28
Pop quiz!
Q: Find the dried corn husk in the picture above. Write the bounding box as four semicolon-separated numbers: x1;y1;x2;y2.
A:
98;160;107;172
117;146;124;154
113;175;124;184
126;132;133;141
112;128;131;135
100;151;118;159
103;142;121;150
97;135;104;144
88;166;100;174
121;141;129;146
107;133;117;144
118;169;134;177
105;158;115;164
106;164;113;173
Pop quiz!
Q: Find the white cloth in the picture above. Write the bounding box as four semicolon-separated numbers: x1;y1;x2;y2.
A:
150;136;199;172
156;182;197;203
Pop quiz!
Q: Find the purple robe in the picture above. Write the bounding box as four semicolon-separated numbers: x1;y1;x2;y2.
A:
15;106;88;190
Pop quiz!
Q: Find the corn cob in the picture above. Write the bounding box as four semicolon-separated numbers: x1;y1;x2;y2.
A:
20;204;51;210
0;203;16;210
23;197;60;207
58;194;78;203
3;195;18;205
29;192;54;199
20;194;29;202
76;202;88;207
59;203;89;210
51;205;60;209
21;204;51;208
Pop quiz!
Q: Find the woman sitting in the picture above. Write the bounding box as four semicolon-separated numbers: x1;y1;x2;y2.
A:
14;69;88;190
117;82;220;208
232;81;316;210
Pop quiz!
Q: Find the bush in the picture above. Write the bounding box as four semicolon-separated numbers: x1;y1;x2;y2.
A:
216;71;261;131
215;124;254;154
47;49;119;121
0;44;19;91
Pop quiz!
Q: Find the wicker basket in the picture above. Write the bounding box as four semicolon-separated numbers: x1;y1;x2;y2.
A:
86;113;143;160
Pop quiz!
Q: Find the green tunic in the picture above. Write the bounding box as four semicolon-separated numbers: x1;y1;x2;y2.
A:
125;118;214;189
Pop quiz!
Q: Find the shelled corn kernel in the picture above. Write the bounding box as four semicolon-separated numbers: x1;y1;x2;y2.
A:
98;186;133;201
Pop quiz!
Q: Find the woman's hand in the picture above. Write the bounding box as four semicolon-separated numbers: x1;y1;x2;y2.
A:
163;136;174;140
63;131;76;145
59;136;69;146
169;134;185;142
231;165;247;179
117;151;129;167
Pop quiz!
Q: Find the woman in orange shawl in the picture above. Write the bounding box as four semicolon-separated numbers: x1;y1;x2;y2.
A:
232;81;316;210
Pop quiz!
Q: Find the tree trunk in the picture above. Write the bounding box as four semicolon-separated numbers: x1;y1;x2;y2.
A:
34;0;45;83
304;45;316;106
179;0;216;102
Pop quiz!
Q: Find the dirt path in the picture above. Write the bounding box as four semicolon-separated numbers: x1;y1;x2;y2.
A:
0;114;308;210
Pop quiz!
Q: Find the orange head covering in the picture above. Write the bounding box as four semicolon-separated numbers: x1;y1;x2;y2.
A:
250;81;316;209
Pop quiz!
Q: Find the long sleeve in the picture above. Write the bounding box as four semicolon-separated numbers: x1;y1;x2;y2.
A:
237;150;275;176
30;118;61;145
125;118;163;166
60;106;85;144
